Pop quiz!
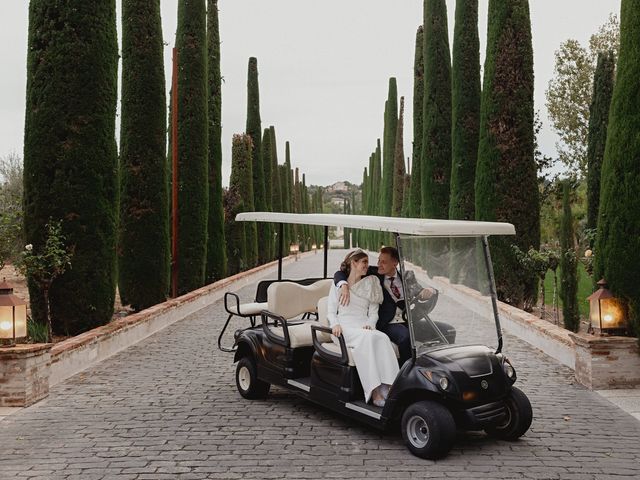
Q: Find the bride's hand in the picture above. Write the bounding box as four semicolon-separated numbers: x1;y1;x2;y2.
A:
332;325;342;336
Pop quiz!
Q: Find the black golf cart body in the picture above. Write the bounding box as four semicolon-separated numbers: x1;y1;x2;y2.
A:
225;212;532;459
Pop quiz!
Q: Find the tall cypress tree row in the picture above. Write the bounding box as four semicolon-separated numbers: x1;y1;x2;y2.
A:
226;134;252;274
119;0;168;311
595;0;640;336
23;1;118;334
586;51;615;235
261;127;273;259
206;0;226;283
409;25;424;218
560;180;579;332
246;57;263;266
392;97;406;216
175;0;209;294
421;0;452;219
449;0;480;222
475;0;539;307
382;79;398;216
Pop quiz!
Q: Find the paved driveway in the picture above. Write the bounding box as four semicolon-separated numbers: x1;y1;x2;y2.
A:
1;250;640;479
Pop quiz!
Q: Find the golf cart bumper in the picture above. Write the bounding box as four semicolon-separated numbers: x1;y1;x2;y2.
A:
459;400;507;428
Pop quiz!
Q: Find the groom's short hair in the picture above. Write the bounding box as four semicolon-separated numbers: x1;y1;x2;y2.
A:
379;246;399;263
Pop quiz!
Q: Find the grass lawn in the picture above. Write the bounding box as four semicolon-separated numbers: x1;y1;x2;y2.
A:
543;262;593;318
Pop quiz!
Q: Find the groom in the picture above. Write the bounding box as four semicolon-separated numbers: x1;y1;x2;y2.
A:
333;246;437;365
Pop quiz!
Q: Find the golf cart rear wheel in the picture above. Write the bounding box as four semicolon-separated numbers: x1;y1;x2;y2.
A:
236;356;270;399
485;386;532;440
401;400;456;459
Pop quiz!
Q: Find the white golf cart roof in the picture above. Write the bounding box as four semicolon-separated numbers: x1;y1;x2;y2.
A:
236;212;515;237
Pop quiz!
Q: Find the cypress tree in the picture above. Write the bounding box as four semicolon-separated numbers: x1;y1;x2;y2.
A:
246;57;263;266
421;0;452;219
270;126;282;213
586;51;615;234
175;0;209;294
409;25;424;218
560;180;579;332
402;172;412;218
261;127;273;259
392;97;406;216
279;166;290;248
382;79;398;216
343;199;350;249
206;0;226;283
23;1;118;334
284;142;295;245
595;0;640;336
475;0;539;307
119;0;169;311
450;0;480;222
269;126;283;257
367;141;382;248
226;134;253;274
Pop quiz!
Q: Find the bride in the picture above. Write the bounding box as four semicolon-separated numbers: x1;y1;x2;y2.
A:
327;249;400;407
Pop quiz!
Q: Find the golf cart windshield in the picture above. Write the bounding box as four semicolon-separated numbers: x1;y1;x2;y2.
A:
398;235;500;354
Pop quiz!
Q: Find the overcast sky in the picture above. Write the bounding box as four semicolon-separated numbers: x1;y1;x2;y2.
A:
0;0;620;187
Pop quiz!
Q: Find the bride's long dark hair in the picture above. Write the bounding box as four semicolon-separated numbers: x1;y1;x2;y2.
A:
339;249;367;277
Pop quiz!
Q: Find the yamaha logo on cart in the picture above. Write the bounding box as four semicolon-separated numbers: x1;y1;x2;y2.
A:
481;380;489;390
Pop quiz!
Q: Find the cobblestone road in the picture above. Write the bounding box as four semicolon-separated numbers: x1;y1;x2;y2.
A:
1;250;640;479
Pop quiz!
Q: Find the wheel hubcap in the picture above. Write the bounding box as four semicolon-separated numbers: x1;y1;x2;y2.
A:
238;366;251;391
407;415;430;448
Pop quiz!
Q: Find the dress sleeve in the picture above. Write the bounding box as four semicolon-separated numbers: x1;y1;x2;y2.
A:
327;285;340;328
366;301;379;328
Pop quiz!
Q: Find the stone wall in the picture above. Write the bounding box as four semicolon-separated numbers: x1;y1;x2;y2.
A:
0;344;51;407
571;333;640;389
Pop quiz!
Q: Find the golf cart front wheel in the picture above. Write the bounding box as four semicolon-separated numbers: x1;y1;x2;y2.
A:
235;356;270;400
401;401;456;459
485;386;532;440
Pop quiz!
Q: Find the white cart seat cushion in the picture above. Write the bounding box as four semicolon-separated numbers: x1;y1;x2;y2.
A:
267;279;333;319
316;296;332;343
269;324;314;348
226;302;267;316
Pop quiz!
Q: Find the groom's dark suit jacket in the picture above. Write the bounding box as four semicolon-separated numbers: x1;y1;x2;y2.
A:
333;266;404;331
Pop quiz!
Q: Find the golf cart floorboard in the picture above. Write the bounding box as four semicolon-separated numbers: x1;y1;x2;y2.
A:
345;400;383;419
287;377;311;392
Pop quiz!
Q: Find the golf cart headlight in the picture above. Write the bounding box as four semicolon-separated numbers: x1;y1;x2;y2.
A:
439;376;449;390
505;364;515;379
502;357;515;379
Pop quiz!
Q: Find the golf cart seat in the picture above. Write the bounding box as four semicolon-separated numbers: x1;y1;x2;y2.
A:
313;296;399;366
262;279;333;348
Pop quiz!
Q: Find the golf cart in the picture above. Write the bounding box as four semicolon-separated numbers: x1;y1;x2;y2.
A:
224;212;532;459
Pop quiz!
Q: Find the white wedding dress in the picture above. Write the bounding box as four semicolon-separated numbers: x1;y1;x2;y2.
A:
327;275;400;403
